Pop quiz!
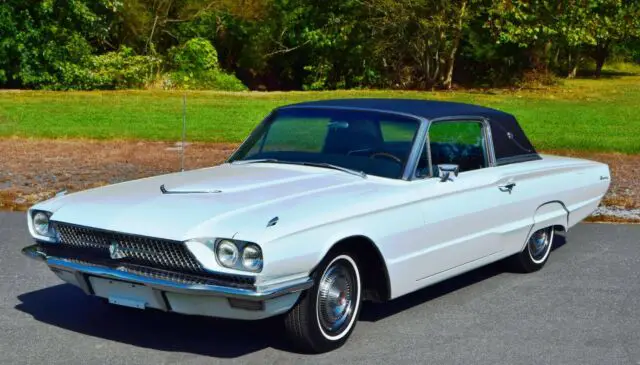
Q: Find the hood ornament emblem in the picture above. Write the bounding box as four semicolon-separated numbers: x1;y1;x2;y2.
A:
160;184;222;194
109;242;126;259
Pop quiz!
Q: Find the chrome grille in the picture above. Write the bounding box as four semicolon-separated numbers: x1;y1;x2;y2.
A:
120;265;255;288
54;222;205;274
41;244;256;289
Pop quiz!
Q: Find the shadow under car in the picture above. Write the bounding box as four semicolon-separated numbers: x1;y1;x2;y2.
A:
15;234;567;357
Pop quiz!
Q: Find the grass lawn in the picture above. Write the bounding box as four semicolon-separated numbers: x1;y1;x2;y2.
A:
0;75;639;153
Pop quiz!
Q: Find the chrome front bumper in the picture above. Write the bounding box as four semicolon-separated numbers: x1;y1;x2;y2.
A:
22;244;312;302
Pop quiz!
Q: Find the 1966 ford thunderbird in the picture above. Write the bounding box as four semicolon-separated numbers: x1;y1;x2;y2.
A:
23;99;610;352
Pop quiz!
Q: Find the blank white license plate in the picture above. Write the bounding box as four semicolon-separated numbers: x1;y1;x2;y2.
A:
88;277;159;310
108;296;146;309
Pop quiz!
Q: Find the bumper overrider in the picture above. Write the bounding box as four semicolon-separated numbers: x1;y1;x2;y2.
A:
22;244;313;320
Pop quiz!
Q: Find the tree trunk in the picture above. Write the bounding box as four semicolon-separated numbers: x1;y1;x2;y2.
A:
594;41;609;79
568;64;578;78
553;47;560;69
443;1;467;89
594;56;605;78
567;49;579;79
529;40;552;74
443;46;457;89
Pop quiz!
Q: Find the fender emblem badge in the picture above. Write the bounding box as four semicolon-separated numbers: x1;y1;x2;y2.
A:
267;216;279;227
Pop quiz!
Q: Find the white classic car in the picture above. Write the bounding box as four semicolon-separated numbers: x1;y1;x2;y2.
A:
23;99;610;352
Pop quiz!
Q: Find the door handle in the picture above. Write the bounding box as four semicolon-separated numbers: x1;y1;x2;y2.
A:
498;182;516;193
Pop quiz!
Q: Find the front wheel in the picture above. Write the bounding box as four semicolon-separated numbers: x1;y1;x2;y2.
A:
284;252;362;353
509;226;555;273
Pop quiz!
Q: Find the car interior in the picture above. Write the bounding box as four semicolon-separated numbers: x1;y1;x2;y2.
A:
424;121;489;177
246;117;489;180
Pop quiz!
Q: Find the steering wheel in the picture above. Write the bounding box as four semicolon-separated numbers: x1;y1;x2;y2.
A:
369;152;402;165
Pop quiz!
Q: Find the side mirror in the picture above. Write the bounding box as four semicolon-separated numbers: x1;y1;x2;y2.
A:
438;164;459;182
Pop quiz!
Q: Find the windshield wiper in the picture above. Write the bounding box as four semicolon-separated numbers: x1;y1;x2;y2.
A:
297;162;367;179
232;159;366;178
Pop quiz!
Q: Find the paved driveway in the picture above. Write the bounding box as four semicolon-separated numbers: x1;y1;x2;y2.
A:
1;212;638;364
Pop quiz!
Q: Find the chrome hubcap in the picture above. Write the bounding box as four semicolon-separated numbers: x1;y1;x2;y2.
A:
528;228;551;262
317;260;356;335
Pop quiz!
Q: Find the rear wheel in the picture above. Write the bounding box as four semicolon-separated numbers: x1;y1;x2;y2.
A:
284;252;362;353
509;227;555;273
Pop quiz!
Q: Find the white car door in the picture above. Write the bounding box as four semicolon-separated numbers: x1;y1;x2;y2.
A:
408;119;509;283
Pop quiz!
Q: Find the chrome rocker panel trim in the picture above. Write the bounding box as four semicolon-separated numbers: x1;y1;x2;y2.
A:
21;244;313;301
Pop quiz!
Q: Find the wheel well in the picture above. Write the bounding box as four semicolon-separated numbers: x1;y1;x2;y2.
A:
552;224;566;233
324;236;390;302
535;200;569;232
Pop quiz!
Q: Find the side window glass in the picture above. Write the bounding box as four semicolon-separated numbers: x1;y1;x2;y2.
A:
428;121;488;173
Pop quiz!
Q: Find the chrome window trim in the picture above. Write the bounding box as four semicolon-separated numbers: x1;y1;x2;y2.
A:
481;117;498;167
402;117;430;180
414;116;497;179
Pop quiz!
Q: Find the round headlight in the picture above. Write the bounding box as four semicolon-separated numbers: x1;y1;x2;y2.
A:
33;212;51;236
241;245;263;271
216;240;239;267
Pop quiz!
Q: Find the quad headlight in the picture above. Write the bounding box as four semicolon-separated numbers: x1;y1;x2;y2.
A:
241;244;263;271
213;239;263;272
30;210;58;240
216;240;240;267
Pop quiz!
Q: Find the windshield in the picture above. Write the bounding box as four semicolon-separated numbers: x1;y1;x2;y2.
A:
228;108;421;179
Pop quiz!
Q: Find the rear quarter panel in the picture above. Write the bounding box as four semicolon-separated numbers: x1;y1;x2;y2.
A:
493;154;610;253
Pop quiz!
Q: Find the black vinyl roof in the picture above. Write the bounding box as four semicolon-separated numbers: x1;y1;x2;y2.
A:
280;98;540;165
282;98;513;121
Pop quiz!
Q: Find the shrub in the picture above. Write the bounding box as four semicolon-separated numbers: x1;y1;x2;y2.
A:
517;69;563;89
164;38;247;91
18;33;96;90
18;46;161;90
163;70;247;91
90;47;162;89
169;38;219;73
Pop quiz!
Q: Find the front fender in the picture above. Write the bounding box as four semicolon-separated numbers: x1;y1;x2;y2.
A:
256;201;423;293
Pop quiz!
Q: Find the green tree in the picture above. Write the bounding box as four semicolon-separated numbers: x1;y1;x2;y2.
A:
487;0;640;78
488;1;589;74
587;0;640;77
366;0;475;89
0;0;117;89
265;0;378;90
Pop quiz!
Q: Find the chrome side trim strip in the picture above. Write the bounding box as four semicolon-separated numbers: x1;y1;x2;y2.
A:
403;117;430;180
21;245;312;301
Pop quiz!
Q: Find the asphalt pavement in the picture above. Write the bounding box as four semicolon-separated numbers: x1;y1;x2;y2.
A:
1;211;639;365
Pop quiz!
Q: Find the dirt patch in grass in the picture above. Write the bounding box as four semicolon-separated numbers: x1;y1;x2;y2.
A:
1;139;638;223
0;138;236;211
544;150;640;211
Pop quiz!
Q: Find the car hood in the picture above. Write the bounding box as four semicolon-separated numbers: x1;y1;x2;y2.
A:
41;163;372;241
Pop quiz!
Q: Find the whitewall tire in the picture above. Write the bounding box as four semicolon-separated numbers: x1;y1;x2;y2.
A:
284;252;362;353
509;226;555;273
